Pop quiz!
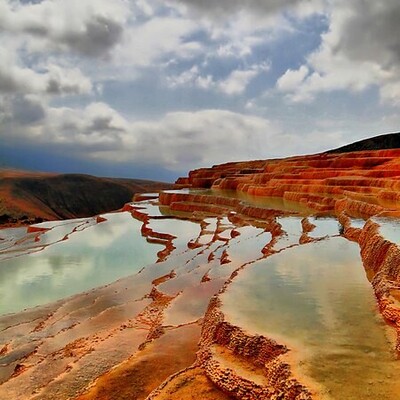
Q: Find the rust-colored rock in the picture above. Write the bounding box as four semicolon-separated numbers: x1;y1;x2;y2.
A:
177;149;400;218
358;217;400;350
26;225;48;233
197;297;312;400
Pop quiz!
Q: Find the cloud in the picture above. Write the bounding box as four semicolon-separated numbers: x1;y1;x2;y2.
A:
276;65;309;92
0;94;46;127
126;109;277;168
4;95;398;177
49;102;128;150
44;65;91;95
167;62;270;95
115;16;201;68
380;82;400;107
10;95;46;125
0;99;284;170
168;0;318;17
334;1;400;67
0;1;204;98
276;0;400;105
0;49;92;96
166;65;202;88
0;63;39;94
1;0;399;180
3;97;361;172
199;7;296;65
0;0;129;58
218;63;270;95
0;101;128;152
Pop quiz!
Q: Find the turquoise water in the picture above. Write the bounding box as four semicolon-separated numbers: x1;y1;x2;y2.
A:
0;212;162;315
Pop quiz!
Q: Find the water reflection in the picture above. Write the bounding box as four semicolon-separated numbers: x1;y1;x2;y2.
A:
212;189;312;214
221;238;399;399
308;217;340;238
0;212;162;315
373;217;400;243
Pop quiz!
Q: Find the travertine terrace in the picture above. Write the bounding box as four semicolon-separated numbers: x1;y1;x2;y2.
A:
175;149;400;216
1;149;400;399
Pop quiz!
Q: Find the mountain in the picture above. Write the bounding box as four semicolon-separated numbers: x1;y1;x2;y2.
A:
327;132;400;153
0;169;174;225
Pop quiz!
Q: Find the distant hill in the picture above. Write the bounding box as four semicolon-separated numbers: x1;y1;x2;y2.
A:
0;169;174;225
328;132;400;153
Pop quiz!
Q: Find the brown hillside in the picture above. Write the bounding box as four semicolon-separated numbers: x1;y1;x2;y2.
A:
0;169;174;225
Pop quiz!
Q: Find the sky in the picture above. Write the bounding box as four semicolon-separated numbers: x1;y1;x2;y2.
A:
1;0;400;181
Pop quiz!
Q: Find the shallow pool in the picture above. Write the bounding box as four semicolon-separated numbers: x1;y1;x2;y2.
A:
373;216;400;244
0;212;162;315
221;237;400;399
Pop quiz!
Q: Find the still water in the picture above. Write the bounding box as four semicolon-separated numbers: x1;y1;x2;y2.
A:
0;212;162;315
373;216;400;243
221;237;400;399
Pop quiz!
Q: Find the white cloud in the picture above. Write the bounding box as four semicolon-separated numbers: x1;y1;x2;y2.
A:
380;82;400;107
45;102;128;150
276;65;309;92
135;0;156;17
44;64;93;95
114;16;201;68
0;99;284;170
0;101;128;151
126;109;277;168
218;63;270;95
4;96;369;172
167;62;270;95
166;65;200;88
0;47;92;95
203;9;293;62
0;0;130;99
276;0;400;106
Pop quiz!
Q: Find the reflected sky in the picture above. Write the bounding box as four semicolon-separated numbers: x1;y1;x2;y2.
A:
349;218;366;229
0;212;162;315
308;217;340;238
147;218;201;250
373;217;400;244
221;237;399;399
